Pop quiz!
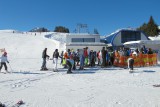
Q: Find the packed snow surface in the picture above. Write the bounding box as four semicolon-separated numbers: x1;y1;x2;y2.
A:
0;31;160;107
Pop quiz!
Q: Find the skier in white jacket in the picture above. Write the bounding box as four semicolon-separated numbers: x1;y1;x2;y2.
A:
127;52;137;73
0;52;9;72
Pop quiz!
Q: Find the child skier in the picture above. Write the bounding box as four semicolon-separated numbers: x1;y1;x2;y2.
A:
0;52;9;73
127;52;137;73
66;55;74;74
127;57;134;73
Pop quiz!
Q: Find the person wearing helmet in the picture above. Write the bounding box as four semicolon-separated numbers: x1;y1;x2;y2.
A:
0;52;9;72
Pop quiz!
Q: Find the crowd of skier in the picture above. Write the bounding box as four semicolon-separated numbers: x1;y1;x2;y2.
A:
0;45;155;74
40;45;154;74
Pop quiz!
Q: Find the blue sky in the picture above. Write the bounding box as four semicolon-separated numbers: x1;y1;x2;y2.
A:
0;0;159;35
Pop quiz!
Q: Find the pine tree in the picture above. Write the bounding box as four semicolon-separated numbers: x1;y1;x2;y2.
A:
94;28;99;34
138;16;159;37
147;16;159;36
138;23;147;33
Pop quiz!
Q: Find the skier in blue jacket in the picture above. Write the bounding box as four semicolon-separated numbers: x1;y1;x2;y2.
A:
0;52;9;72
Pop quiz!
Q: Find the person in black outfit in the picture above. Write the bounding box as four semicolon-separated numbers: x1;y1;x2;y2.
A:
60;51;64;65
110;51;115;66
101;47;106;67
66;60;72;74
89;50;95;67
41;48;50;70
147;48;153;54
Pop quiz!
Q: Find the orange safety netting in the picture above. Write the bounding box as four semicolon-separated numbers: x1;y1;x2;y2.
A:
113;53;158;67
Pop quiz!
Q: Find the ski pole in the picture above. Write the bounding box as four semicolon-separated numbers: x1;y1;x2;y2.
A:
8;63;13;73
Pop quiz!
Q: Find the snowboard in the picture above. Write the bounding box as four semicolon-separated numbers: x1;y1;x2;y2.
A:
11;100;24;107
153;84;160;87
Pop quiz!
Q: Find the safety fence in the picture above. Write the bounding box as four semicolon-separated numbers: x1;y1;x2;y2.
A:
113;53;158;67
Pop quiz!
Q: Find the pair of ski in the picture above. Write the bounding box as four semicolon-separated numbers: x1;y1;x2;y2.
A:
0;100;24;107
0;71;11;74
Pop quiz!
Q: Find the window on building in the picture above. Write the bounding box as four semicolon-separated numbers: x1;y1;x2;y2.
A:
121;31;141;43
72;38;95;42
72;38;83;42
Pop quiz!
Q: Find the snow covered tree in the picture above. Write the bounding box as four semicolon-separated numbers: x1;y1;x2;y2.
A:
30;27;49;32
54;26;69;33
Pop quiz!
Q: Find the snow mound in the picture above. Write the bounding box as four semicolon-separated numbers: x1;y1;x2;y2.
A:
148;35;160;40
45;32;67;43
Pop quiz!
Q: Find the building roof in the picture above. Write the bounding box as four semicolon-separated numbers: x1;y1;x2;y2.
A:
102;28;138;43
101;28;149;46
124;40;160;46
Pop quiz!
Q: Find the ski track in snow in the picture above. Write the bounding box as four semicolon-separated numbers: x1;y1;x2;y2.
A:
1;66;160;107
0;71;57;92
1;31;160;107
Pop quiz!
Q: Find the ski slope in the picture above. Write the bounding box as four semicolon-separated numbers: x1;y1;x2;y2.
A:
0;30;160;107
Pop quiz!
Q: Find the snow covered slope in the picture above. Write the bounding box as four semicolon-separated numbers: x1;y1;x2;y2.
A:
0;31;160;107
0;31;57;71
